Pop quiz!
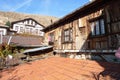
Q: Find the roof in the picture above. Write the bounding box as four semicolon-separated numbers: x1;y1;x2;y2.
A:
23;46;53;54
43;0;113;32
3;35;43;47
0;26;17;33
0;57;120;80
8;29;17;32
0;26;9;29
11;18;46;28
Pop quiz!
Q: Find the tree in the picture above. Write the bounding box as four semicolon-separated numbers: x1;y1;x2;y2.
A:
5;21;11;27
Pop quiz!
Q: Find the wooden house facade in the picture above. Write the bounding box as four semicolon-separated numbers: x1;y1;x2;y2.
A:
44;0;120;62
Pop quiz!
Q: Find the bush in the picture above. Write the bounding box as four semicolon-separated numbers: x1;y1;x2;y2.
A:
0;43;19;69
0;43;16;58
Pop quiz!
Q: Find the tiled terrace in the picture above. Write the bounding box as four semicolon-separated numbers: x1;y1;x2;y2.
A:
0;57;120;80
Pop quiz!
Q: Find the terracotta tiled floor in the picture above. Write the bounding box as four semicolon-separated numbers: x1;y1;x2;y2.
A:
0;57;120;80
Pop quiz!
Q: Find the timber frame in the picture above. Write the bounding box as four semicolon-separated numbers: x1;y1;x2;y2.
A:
43;0;120;61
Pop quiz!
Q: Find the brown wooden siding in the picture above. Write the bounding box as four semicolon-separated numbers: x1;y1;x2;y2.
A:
44;0;120;53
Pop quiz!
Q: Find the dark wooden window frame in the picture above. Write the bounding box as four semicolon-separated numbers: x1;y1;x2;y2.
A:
49;32;54;42
106;7;120;35
62;28;73;43
48;32;55;45
89;16;106;37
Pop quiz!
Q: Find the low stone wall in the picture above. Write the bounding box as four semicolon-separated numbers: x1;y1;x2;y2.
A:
55;52;120;63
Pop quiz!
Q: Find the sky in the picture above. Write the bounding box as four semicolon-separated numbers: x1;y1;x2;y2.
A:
0;0;89;18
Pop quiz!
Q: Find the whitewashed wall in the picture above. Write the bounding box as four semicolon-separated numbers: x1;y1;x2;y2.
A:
0;28;7;35
12;19;44;36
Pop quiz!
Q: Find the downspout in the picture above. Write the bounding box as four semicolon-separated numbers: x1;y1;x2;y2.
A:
0;32;3;44
8;36;12;45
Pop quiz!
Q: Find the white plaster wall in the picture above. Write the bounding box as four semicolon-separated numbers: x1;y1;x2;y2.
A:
12;20;44;36
39;31;44;36
36;24;44;30
13;24;25;33
0;28;7;35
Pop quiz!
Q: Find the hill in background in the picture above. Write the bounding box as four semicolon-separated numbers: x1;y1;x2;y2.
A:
0;11;58;27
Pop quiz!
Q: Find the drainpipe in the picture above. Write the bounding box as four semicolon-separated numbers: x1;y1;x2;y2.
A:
8;36;12;45
0;32;3;44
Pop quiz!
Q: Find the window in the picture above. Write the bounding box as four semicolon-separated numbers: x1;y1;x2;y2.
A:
96;21;100;35
20;27;24;33
30;28;33;33
49;32;54;42
15;26;19;31
90;18;105;36
25;27;30;34
35;29;39;34
63;28;73;43
100;19;105;34
48;32;54;45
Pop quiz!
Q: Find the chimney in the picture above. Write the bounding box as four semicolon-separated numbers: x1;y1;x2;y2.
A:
51;19;53;23
89;0;95;2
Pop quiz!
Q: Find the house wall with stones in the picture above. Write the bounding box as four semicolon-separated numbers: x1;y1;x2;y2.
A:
44;0;120;62
44;17;88;51
105;1;120;49
44;10;104;52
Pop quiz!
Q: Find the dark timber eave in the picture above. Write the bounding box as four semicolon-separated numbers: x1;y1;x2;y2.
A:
43;0;114;32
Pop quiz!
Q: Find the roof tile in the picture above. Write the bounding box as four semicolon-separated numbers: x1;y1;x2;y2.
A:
3;35;43;46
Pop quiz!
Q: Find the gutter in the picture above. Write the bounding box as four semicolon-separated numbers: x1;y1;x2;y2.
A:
22;46;53;54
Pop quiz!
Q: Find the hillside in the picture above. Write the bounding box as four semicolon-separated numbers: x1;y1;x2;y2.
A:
0;11;58;27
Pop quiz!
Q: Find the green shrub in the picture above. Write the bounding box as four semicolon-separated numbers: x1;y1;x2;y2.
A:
0;43;16;58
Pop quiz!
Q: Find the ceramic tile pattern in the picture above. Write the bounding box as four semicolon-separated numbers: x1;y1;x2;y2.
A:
0;57;120;80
